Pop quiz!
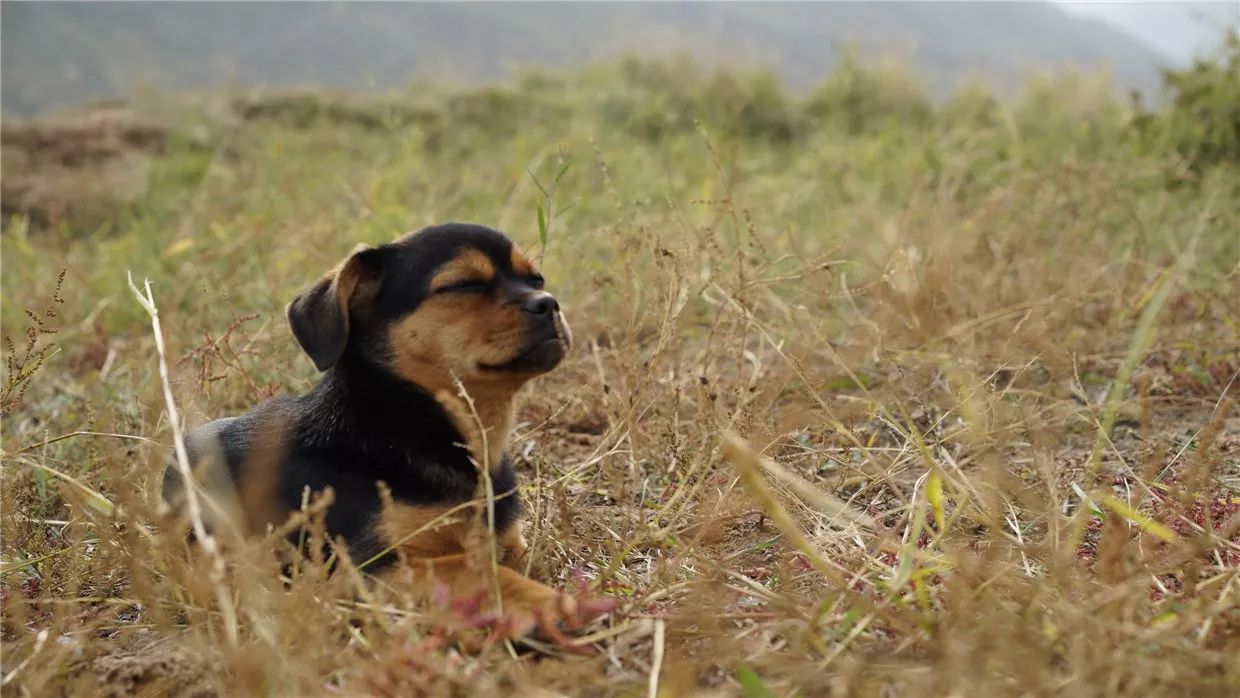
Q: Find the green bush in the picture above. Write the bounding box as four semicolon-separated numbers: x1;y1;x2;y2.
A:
1155;28;1240;167
703;70;804;142
805;49;932;135
595;60;802;143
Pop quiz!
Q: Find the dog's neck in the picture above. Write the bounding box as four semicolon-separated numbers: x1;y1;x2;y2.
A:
305;356;518;473
429;382;518;473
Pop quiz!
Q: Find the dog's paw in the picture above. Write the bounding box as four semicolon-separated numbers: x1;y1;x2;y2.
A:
431;580;618;653
518;587;618;650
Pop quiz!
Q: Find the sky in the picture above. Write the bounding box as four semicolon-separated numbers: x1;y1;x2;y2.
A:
1055;1;1239;64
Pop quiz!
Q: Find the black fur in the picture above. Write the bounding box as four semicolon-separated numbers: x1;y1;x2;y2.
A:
164;223;541;572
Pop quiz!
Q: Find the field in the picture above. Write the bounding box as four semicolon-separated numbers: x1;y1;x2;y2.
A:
2;45;1239;697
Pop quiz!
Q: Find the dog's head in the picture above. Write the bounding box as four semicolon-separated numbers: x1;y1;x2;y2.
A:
286;223;570;392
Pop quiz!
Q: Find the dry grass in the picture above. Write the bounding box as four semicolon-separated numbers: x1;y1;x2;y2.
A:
2;58;1239;697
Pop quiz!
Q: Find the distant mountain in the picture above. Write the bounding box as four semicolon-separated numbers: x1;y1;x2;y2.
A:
1055;1;1239;65
1;1;1172;117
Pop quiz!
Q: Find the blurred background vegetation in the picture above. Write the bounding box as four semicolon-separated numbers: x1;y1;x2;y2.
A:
2;5;1239;696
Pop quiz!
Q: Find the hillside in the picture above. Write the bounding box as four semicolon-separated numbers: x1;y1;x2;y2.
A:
1;1;1171;117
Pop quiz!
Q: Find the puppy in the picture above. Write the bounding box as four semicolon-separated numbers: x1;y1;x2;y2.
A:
163;223;602;635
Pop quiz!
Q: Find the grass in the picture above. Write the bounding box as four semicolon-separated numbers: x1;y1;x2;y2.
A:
2;52;1239;697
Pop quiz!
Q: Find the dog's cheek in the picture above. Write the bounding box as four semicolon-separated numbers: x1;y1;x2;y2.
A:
388;308;453;385
427;298;495;370
496;305;533;355
446;324;481;372
483;304;518;335
466;317;508;366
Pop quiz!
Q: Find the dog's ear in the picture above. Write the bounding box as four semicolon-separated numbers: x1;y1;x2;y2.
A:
287;245;384;371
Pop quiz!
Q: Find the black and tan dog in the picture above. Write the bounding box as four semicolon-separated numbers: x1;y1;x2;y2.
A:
163;222;605;634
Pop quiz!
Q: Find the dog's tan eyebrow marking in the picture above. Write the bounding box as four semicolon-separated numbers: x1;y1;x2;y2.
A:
510;246;537;277
429;248;495;291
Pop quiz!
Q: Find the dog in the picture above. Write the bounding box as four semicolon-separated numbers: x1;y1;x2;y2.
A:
162;222;607;636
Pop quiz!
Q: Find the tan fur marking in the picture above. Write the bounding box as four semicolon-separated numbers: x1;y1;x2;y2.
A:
374;552;563;616
371;520;573;640
377;502;471;559
510;246;536;278
428;248;495;292
331;490;571;635
433;385;519;472
319;250;365;321
335;249;380;312
498;524;529;569
376;500;523;557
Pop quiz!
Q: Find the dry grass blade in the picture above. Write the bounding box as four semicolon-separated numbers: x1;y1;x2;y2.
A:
647;617;665;698
126;271;238;647
8;430;158;455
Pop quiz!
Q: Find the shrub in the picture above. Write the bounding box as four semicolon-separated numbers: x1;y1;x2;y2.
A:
1154;28;1240;167
805;49;932;135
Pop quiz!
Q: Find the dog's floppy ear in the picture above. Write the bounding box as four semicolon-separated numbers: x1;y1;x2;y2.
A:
287;244;384;371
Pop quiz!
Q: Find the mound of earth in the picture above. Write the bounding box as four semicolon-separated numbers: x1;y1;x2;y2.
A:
1;108;166;232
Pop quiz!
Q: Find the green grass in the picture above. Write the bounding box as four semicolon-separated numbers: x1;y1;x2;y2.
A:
2;50;1239;697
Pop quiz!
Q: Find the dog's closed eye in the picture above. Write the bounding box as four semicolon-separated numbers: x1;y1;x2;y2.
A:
433;278;489;295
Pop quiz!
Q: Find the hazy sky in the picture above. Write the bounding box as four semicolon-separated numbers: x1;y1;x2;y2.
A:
1056;1;1239;64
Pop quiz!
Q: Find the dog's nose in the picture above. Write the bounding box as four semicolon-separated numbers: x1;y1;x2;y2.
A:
522;293;559;316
